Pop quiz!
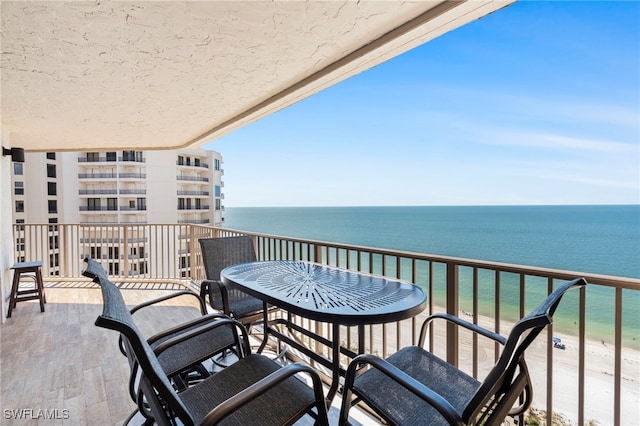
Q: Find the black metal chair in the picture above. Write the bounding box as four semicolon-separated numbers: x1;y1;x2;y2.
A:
84;259;240;422
199;236;268;329
85;257;329;426
339;277;587;426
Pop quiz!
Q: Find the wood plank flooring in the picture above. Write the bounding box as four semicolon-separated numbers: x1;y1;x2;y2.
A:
0;283;374;426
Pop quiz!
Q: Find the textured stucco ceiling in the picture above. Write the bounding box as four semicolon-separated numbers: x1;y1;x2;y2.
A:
1;1;514;151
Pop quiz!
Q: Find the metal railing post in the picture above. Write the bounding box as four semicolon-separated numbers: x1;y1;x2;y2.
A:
189;225;197;280
123;225;129;278
446;262;459;366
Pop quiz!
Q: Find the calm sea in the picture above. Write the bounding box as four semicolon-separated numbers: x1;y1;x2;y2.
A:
223;205;640;347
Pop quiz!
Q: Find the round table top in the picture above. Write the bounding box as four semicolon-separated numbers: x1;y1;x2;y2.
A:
221;260;426;325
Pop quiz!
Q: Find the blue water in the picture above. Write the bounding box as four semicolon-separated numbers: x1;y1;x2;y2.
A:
223;205;640;347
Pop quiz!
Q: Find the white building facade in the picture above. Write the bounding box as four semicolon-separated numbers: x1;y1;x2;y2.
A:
10;148;224;277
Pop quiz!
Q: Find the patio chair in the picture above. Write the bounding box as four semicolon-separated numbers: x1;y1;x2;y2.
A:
83;259;240;422
85;257;329;426
198;236;269;330
339;277;587;426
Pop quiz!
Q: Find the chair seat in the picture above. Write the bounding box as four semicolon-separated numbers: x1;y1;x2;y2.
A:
226;290;265;319
150;322;237;377
353;346;481;425
179;354;318;426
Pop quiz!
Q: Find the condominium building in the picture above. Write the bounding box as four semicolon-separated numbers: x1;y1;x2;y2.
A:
10;149;224;277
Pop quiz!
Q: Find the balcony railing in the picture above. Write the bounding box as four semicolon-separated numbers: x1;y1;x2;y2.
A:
176;175;209;182
10;223;639;425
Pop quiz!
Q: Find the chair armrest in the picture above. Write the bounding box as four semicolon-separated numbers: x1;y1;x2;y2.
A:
201;362;329;426
146;312;232;346
419;313;507;346
346;353;464;426
153;316;251;358
201;279;231;314
130;290;208;316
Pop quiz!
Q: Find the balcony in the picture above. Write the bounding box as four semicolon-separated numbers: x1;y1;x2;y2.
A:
78;173;117;179
118;173;146;180
5;223;639;425
177;175;209;183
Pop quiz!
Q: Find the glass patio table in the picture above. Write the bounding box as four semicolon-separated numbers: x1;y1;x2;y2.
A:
220;260;427;402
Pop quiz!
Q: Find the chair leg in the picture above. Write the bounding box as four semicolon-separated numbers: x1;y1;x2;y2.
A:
7;270;20;318
36;268;45;312
339;357;362;426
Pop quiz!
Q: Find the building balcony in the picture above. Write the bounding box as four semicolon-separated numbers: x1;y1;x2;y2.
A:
78;189;118;196
177;190;210;196
119;206;147;211
177;160;209;169
119;189;147;195
177;175;209;183
78;173;117;179
118;173;146;180
5;223;639;425
77;155;118;163
177;205;210;211
79;206;118;212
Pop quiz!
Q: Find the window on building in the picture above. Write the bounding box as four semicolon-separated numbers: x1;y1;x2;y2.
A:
86;152;99;162
15;200;24;212
107;198;117;211
14;181;24;195
122;151;142;162
178;155;184;166
16;238;25;252
137;198;146;210
49;253;59;268
90;246;102;259
48;218;58;224
88;198;100;210
109;246;120;260
46;152;56;160
48;200;57;214
47;182;57;196
14;162;23;175
186;157;191;166
215;199;221;211
215;185;221;197
195;198;201;209
178;198;185;210
106;152;116;161
109;262;120;276
214;159;220;171
47;164;56;178
186;198;192;209
194;158;200;167
49;235;59;250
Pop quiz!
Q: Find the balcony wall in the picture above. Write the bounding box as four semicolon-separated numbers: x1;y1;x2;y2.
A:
10;223;640;425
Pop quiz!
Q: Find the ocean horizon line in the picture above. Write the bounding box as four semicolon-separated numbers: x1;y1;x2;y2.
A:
225;203;640;209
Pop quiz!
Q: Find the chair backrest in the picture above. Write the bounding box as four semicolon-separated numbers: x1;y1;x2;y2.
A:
463;278;587;423
83;258;195;425
199;235;257;281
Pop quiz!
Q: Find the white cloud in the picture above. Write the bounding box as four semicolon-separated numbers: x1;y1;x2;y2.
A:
491;132;638;153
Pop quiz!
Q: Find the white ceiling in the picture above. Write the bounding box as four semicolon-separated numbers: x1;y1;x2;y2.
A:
1;1;514;152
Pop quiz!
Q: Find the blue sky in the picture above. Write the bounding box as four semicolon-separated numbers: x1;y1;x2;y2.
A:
204;1;640;207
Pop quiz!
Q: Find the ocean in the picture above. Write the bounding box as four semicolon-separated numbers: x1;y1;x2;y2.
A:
222;205;640;347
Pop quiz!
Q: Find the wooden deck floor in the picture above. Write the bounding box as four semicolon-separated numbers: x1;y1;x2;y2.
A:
0;283;374;425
